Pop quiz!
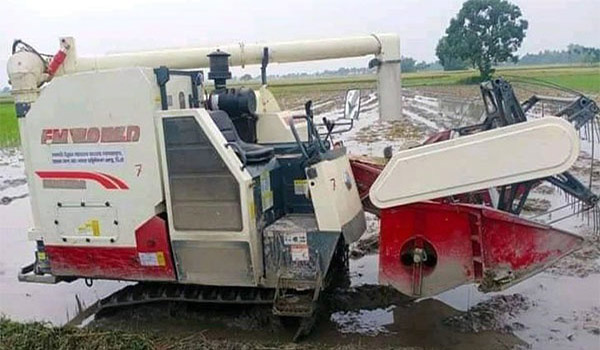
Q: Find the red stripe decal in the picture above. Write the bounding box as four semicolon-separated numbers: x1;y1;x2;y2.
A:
35;171;128;190
45;216;175;281
98;172;129;189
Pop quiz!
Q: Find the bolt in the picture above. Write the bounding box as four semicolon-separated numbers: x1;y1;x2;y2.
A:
413;248;426;264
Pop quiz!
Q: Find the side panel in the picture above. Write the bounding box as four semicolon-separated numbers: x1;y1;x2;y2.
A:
256;111;309;144
307;149;366;243
379;204;474;297
162;116;242;231
262;215;340;288
379;202;583;297
156;109;261;287
16;68;191;281
23;68;166;248
46;216;176;280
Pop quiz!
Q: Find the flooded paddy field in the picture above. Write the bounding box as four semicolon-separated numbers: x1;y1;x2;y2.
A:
1;88;599;350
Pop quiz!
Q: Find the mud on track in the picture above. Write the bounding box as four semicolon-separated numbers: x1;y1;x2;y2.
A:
87;294;523;350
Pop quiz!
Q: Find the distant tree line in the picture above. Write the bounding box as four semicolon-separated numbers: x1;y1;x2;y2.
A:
400;57;444;73
234;66;379;81
400;43;600;73
517;44;600;65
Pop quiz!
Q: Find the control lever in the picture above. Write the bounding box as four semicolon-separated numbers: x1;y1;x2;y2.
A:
305;100;314;144
303;100;327;152
322;117;335;144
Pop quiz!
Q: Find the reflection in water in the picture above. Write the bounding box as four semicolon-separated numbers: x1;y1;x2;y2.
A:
0;184;127;325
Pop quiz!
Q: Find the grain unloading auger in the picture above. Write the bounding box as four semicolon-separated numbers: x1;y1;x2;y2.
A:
6;34;590;337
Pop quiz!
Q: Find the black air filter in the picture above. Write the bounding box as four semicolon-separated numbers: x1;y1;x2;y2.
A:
207;50;231;90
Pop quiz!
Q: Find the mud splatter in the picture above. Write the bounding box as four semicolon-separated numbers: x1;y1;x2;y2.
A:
325;285;413;312
522;198;552;213
547;235;600;277
350;235;378;259
353;119;424;144
330;307;395;336
1;193;28;205
0;178;27;191
444;294;532;333
350;213;380;259
532;185;555;195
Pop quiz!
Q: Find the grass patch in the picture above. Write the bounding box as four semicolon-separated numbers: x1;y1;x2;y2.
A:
0;102;19;147
0;318;328;350
0;318;156;350
238;64;600;94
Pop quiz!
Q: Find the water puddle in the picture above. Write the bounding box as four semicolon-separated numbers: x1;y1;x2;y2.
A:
331;306;395;335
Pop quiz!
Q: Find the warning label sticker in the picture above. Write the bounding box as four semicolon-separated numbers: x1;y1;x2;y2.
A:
51;147;125;167
284;232;307;245
260;171;273;212
294;179;308;195
291;245;309;261
138;252;166;267
77;219;101;236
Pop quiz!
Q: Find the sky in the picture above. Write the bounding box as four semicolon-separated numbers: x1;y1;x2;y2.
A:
1;0;599;88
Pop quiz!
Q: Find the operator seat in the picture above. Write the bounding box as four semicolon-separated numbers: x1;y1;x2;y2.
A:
209;110;274;164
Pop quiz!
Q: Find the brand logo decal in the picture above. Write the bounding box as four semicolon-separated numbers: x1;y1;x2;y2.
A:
41;126;140;144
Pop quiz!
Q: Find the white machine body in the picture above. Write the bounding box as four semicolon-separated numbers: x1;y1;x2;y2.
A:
16;65;366;287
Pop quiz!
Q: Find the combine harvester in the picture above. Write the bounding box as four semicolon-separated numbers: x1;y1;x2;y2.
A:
6;33;598;338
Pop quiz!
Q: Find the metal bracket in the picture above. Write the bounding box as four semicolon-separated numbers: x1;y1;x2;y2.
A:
154;66;204;110
153;66;170;111
17;263;74;284
547;171;599;206
15;102;31;118
261;47;269;85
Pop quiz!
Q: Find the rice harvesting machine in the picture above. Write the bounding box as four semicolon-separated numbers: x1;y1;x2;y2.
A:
7;33;597;338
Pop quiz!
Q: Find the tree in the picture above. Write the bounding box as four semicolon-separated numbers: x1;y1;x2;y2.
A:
435;37;468;71
437;0;528;79
568;44;600;64
1;87;9;93
400;57;417;73
239;73;253;81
